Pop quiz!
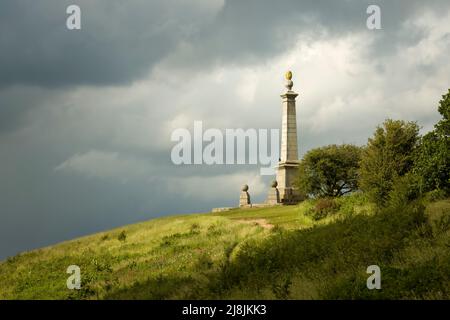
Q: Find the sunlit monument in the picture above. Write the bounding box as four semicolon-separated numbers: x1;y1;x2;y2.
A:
238;71;303;208
275;71;302;203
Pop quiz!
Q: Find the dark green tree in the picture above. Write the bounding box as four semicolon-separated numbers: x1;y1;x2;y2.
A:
359;119;420;206
297;144;362;197
413;89;450;194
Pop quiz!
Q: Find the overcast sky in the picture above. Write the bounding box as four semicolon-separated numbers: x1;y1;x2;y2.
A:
1;0;449;260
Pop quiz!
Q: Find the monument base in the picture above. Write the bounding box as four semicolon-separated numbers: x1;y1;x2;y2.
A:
266;187;280;205
276;161;302;203
277;187;303;204
239;191;251;207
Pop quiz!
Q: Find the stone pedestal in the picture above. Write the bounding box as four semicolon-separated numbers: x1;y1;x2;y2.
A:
239;184;251;207
266;180;280;205
276;162;302;203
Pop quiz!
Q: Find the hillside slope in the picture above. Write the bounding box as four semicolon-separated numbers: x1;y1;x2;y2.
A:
0;195;449;299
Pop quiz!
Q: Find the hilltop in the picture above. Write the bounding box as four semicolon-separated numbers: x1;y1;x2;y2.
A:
0;194;449;299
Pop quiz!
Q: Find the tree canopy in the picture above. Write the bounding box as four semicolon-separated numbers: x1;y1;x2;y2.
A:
297;144;362;197
413;89;450;194
359;119;420;205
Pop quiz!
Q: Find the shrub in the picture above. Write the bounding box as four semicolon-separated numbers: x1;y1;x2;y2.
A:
334;192;368;216
311;198;340;220
387;173;421;209
207;224;222;236
271;224;285;233
195;253;214;270
423;189;448;202
271;276;292;299
117;231;127;242
190;223;201;235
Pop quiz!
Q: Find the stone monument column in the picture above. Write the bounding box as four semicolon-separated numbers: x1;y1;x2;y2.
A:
276;71;300;203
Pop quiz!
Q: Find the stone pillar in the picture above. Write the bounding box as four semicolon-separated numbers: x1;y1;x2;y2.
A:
276;71;301;203
239;184;251;207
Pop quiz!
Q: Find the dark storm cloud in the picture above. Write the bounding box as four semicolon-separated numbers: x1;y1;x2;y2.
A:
2;0;448;135
0;0;215;88
0;87;44;133
172;0;450;71
1;0;449;89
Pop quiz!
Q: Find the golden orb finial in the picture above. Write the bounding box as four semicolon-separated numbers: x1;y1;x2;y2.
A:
285;70;293;80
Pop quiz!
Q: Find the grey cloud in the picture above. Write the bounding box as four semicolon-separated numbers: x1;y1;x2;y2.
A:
156;0;450;71
1;0;449;135
0;0;218;88
2;0;449;89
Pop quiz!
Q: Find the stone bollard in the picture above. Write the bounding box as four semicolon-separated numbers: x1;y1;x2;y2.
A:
266;180;280;205
239;184;251;207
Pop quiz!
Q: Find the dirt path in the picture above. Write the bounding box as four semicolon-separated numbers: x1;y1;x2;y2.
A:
237;218;274;230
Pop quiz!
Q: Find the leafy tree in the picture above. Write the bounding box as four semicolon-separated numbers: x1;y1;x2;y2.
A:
413;89;450;194
297;144;362;197
359;119;420;206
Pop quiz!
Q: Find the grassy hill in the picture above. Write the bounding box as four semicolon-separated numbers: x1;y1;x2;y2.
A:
0;194;449;300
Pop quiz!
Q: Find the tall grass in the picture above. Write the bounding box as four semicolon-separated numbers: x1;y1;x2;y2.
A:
185;199;450;299
0;195;448;299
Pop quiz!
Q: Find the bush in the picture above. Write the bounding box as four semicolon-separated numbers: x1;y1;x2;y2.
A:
206;224;222;236
117;231;127;242
423;189;448;202
195;253;214;270
388;173;421;209
190;223;201;235
271;276;292;299
310;198;340;220
334;192;368;216
271;224;285;234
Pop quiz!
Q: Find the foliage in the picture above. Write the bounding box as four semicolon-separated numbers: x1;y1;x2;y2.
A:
334;192;371;216
423;189;448;203
437;89;450;136
297;144;362;197
359;119;420;206
308;198;341;220
387;173;422;209
413;89;450;195
117;231;127;242
195;253;214;270
100;234;109;241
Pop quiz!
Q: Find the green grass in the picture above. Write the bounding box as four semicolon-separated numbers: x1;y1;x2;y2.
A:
0;194;448;300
